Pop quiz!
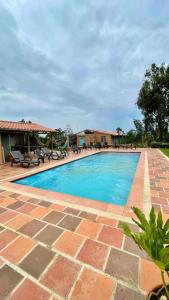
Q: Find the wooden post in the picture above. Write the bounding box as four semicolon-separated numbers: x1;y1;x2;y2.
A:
27;132;30;154
8;134;11;151
0;134;3;164
51;133;53;151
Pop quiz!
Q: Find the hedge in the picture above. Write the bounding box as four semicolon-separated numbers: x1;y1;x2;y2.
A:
151;142;169;148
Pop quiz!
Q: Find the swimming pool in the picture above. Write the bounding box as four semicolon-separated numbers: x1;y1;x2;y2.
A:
15;152;140;206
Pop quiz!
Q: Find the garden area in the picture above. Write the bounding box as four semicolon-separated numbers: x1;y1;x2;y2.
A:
160;148;169;158
123;63;169;149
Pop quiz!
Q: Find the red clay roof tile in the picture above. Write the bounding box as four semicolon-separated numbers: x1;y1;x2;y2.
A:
0;121;55;133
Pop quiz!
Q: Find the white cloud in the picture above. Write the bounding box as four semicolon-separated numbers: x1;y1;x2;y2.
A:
0;0;169;131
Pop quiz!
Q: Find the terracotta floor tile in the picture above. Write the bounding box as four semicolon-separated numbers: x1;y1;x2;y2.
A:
19;245;55;279
1;150;168;300
114;283;145;300
0;265;23;299
17;195;31;201
10;193;21;199
7;201;25;210
41;255;81;298
50;203;65;211
17;203;37;214
54;231;84;256
58;215;82;231
76;219;101;239
140;259;169;293
35;225;63;246
105;248;139;286
123;236;148;259
162;213;169;223
0;236;35;264
19;219;46;237
71;268;115;300
152;203;161;212
162;205;169;214
77;239;108;269
79;211;97;221
39;200;51;207
30;206;50;219
0;197;17;207
1;191;14;197
118;221;139;232
0;210;18;224
27;198;40;204
6;214;32;230
98;226;123;248
0;207;7;214
97;216;117;227
43;211;65;224
11;279;50;300
152;196;168;205
64;207;80;216
0;229;18;250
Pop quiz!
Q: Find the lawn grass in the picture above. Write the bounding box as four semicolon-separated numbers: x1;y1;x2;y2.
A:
160;148;169;157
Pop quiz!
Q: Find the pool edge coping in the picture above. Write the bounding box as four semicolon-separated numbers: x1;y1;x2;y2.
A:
0;149;146;221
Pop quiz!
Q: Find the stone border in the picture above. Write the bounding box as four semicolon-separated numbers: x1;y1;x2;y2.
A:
143;151;151;218
0;149;146;222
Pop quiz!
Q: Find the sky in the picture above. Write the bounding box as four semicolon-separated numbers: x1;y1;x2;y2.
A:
0;0;169;133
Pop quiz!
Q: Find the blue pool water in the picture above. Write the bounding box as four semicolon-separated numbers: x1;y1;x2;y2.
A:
15;152;140;206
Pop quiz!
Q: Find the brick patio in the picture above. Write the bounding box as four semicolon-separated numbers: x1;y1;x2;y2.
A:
0;149;168;299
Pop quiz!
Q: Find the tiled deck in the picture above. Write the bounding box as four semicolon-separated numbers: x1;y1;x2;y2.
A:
0;149;168;299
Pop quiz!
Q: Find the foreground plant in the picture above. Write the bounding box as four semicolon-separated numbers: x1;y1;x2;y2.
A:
123;207;169;299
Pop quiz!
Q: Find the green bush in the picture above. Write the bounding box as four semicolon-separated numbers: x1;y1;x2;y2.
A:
123;207;169;299
151;142;169;148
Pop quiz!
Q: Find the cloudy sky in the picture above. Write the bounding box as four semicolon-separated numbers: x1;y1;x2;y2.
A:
0;0;169;132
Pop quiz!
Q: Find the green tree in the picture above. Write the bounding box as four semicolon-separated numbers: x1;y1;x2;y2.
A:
133;119;144;143
137;63;169;141
46;128;66;149
116;127;123;134
125;129;137;143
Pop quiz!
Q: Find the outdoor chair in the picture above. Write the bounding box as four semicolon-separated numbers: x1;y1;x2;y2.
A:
59;144;69;156
35;149;45;163
59;150;67;158
72;145;79;154
51;150;65;160
41;148;52;160
10;151;40;168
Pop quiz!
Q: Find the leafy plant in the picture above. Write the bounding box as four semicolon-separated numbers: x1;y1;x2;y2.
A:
151;142;169;148
123;207;169;299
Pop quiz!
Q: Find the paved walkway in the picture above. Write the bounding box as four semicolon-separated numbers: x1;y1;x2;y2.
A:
0;149;168;299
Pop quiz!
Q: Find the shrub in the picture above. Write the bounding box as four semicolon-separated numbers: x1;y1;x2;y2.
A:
123;207;169;299
151;142;169;148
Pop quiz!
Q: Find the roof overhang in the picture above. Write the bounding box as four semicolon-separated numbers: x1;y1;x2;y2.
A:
0;121;55;134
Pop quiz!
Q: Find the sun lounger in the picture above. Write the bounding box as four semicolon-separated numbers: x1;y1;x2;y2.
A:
51;150;64;160
10;151;40;168
35;149;45;163
41;148;52;160
72;145;79;154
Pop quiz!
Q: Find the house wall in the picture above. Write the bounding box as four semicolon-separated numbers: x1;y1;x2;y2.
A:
95;133;112;145
77;132;115;146
0;133;24;162
77;134;95;146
